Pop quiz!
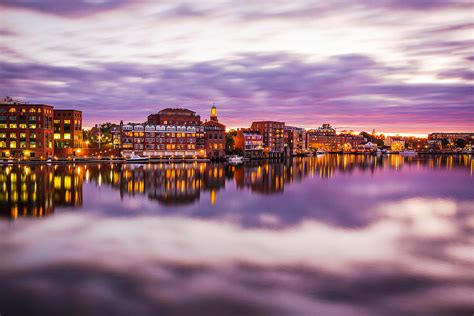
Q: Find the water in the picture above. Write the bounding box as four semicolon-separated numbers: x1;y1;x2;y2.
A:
0;155;473;316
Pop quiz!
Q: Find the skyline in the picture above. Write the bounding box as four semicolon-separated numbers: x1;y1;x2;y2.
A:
1;0;473;134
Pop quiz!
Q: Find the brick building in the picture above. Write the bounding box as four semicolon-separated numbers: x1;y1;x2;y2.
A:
202;105;226;160
147;108;201;126
0;97;54;159
307;124;366;152
235;129;264;159
250;121;285;158
120;122;205;158
53;109;83;149
284;126;307;156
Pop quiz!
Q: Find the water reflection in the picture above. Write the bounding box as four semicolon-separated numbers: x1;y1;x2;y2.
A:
0;155;473;316
0;154;472;220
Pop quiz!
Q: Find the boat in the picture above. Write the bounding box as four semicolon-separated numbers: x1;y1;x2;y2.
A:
316;150;326;155
126;154;149;162
227;155;244;164
400;150;417;156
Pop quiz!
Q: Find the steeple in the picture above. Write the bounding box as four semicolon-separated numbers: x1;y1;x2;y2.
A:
210;103;218;122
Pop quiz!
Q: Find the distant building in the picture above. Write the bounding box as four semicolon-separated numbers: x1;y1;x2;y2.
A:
202;105;226;159
120;122;205;158
148;108;201;126
251;121;285;158
384;136;405;151
0;97;54;159
235;129;264;159
53;109;83;149
284;126;307;156
428;132;474;142
306;124;366;152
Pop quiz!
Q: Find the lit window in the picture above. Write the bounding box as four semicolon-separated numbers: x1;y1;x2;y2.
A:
64;120;71;124
10;133;16;138
54;133;61;139
0;124;6;128
9;124;17;128
20;133;26;138
19;124;27;128
29;108;36;113
29;124;37;129
10;141;16;148
0;141;6;148
9;108;16;113
64;133;71;140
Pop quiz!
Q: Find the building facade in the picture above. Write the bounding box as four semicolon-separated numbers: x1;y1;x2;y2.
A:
202;105;226;159
147;108;201;126
235;129;264;159
250;121;285;158
120;123;205;158
306;124;366;152
0;97;54;159
284;126;307;156
384;136;406;151
53;110;83;149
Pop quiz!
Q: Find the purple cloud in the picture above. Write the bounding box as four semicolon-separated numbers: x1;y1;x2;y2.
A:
1;52;472;132
0;0;135;17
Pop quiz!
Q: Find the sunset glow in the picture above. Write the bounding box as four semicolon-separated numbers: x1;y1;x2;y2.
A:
1;0;473;133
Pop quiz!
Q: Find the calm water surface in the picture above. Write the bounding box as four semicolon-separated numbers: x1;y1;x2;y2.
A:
0;155;473;316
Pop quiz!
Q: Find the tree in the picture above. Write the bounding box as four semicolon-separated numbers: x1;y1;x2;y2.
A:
455;138;467;149
225;130;236;154
359;131;384;147
441;138;450;149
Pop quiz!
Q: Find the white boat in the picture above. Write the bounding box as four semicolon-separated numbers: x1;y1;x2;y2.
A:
400;150;417;156
227;155;244;164
316;150;326;155
126;154;148;162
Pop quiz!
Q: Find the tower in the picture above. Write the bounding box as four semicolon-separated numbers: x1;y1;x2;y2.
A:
210;104;218;122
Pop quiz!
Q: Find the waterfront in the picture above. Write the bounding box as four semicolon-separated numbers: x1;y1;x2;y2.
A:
0;154;473;315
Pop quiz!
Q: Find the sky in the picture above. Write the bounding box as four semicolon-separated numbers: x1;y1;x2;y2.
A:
0;0;473;135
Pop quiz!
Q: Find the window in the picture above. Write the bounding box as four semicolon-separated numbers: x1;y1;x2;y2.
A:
29;124;37;129
29;108;36;113
64;133;71;140
9;108;16;113
19;124;27;128
9;133;16;138
0;141;5;148
10;141;16;148
0;133;5;138
20;133;26;138
0;124;6;128
54;133;61;139
20;141;26;148
9;123;17;128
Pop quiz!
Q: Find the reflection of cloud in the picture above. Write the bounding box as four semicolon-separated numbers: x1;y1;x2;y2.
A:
0;197;472;315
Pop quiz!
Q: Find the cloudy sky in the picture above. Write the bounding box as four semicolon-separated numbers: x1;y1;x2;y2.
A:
1;0;473;134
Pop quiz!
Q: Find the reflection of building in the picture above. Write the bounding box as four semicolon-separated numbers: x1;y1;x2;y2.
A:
251;121;285;158
235;129;264;159
203;105;226;159
285;126;307;156
53;109;83;149
0;165;55;219
0;97;54;159
117;164;207;205
120;123;205;158
53;166;84;207
307;124;366;152
148;108;201;126
235;162;286;194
